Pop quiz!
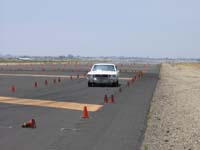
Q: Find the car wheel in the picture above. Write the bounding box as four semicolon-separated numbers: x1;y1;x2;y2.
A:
88;82;92;87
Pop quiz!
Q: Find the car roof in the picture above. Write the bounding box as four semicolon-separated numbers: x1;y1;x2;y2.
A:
93;63;115;66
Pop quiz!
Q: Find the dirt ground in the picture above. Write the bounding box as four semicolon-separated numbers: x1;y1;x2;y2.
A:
141;63;200;150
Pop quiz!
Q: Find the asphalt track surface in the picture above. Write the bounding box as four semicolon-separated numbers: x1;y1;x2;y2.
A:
0;63;160;150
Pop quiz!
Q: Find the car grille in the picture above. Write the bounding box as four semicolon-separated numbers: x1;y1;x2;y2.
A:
94;75;109;78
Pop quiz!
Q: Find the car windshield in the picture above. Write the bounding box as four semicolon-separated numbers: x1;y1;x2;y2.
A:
92;65;115;71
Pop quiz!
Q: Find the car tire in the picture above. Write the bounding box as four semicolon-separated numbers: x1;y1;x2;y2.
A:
88;82;92;87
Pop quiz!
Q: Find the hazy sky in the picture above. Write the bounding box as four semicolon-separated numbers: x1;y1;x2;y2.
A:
0;0;200;58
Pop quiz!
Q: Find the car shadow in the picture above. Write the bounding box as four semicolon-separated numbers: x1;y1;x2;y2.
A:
91;83;121;88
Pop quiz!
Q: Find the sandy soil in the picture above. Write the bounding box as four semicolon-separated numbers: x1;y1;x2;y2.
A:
141;63;200;150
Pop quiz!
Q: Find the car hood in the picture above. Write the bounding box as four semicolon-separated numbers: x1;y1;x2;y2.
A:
87;70;117;75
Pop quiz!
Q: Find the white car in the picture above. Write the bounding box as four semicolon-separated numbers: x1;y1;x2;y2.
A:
87;63;119;87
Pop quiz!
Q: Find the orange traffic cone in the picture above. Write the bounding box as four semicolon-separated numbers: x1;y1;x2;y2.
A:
131;77;135;83
137;73;140;78
126;81;130;87
104;94;108;103
11;85;15;93
134;76;137;80
44;80;48;86
137;71;141;78
82;106;89;118
140;71;143;77
109;94;114;103
70;75;73;80
53;79;56;84
119;87;122;93
34;81;38;88
21;119;36;128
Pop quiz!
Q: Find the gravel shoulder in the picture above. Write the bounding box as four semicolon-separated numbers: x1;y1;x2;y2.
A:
141;63;200;150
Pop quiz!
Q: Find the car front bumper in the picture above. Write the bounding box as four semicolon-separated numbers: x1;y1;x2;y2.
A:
87;77;118;84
